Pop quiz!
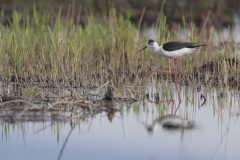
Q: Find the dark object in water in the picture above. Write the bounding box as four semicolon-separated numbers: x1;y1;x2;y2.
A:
103;86;113;101
154;93;159;102
107;109;117;122
146;93;150;99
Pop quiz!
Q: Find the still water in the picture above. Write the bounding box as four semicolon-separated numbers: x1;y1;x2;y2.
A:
1;82;240;160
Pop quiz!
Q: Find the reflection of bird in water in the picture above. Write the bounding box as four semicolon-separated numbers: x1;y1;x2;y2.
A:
146;115;194;133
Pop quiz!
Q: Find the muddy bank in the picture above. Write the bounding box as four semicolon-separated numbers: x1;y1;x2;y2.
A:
0;86;138;123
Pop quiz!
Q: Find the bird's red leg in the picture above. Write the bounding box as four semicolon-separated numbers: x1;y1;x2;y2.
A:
171;59;175;73
175;59;182;86
147;59;176;75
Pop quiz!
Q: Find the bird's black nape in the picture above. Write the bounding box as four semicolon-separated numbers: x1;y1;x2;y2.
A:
148;39;155;45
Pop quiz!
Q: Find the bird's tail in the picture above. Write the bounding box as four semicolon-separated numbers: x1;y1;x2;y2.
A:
195;44;206;47
192;42;206;48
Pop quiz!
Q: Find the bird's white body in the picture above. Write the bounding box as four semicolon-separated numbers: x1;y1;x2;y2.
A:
150;42;196;59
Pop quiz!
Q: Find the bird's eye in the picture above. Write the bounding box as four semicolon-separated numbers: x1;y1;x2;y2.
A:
148;39;154;45
148;41;154;46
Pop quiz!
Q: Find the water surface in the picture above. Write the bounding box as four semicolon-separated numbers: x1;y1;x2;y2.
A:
1;82;240;160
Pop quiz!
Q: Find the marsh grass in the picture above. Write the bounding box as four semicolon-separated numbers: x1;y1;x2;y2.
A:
0;5;239;98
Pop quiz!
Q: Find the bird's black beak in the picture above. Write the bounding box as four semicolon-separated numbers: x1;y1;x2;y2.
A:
138;46;147;52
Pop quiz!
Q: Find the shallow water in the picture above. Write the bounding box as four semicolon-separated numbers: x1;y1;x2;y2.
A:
1;82;240;160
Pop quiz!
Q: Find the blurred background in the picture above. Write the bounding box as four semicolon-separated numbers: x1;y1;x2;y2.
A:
1;0;240;29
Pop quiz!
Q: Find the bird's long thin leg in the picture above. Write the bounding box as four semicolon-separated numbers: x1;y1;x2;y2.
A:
171;59;175;73
147;59;176;75
175;59;182;86
176;59;182;78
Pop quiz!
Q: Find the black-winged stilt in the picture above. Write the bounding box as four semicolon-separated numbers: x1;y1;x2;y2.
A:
139;39;205;82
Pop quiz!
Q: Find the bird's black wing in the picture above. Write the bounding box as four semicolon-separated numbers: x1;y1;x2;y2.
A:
162;41;203;51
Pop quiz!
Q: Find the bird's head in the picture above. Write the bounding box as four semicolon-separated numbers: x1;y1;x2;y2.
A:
138;39;157;52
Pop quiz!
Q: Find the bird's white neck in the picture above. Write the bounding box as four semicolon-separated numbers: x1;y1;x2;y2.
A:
152;42;160;53
151;42;163;55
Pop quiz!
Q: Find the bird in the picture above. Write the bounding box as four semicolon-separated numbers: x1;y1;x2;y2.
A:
138;39;205;82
